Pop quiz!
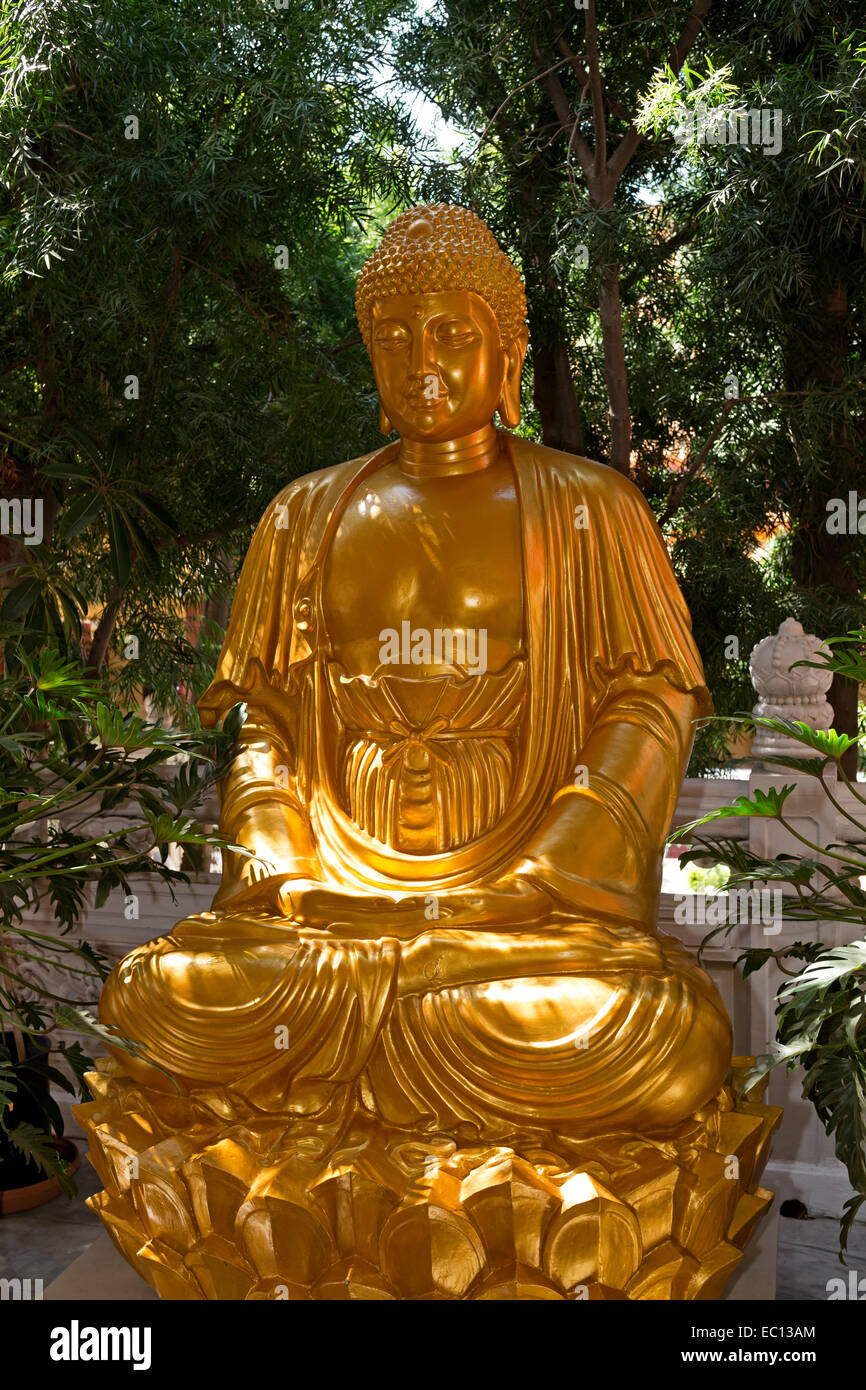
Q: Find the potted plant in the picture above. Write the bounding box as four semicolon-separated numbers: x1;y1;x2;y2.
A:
0;1030;81;1212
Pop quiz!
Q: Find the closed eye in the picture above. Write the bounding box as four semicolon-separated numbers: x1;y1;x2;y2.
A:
435;318;477;347
374;321;410;349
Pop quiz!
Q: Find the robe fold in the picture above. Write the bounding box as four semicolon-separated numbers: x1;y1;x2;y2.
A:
101;433;729;1138
197;432;711;893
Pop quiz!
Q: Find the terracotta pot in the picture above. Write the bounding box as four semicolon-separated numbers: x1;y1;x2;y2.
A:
0;1139;80;1215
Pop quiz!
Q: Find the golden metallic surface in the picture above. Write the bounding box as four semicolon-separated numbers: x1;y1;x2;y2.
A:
78;1057;779;1301
81;204;777;1298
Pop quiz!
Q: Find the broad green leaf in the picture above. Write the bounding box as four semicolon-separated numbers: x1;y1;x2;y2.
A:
61;490;104;540
1;577;41;621
778;942;866;1004
676;784;797;838
105;506;131;587
752;716;861;760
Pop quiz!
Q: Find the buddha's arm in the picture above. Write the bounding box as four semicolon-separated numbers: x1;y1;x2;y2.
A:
510;674;698;925
211;711;321;910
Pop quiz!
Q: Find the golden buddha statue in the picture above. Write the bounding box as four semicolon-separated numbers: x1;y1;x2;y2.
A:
78;205;779;1301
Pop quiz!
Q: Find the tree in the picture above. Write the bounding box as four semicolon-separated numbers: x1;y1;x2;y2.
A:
396;0;713;465
397;0;864;769
640;0;866;768
0;0;415;708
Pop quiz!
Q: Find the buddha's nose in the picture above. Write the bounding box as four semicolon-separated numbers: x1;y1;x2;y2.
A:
408;324;439;375
405;370;444;404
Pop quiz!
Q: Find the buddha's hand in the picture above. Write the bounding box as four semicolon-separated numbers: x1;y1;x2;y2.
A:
276;874;555;936
275;879;428;934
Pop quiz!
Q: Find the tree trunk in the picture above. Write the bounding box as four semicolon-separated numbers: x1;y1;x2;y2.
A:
786;279;861;777
514;151;585;457
530;337;585;454
599;261;631;474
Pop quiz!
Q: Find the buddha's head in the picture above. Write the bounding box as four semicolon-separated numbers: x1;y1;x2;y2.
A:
356;204;529;441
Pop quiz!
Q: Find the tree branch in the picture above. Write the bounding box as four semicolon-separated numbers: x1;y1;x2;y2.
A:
178;254;283;340
619;225;697;300
538;67;594;182
659;397;735;526
154;517;253;553
584;0;608;179
606;125;642;184
668;0;712;75
84;588;123;674
554;34;633;126
469;54;576;160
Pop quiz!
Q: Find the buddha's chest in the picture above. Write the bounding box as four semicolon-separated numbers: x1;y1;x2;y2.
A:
322;460;524;676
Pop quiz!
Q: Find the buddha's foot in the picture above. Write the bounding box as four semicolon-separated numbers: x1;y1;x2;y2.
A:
75;1058;779;1301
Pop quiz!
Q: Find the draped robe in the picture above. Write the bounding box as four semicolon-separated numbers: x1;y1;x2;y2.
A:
100;433;732;1139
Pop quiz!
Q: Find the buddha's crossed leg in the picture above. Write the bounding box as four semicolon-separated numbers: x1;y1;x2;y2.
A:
99;910;730;1138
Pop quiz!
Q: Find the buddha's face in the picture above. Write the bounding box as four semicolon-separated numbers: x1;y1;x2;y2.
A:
370;290;512;441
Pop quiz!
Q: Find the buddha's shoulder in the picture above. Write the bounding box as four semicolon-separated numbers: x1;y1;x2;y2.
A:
510;435;647;511
264;448;386;513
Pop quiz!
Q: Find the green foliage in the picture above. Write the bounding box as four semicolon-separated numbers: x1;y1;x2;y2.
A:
0;0;416;709
753;944;866;1249
3;1119;76;1196
0;636;243;941
0;629;242;1190
676;631;866;1250
684;861;729;894
0;1039;77;1193
393;0;866;771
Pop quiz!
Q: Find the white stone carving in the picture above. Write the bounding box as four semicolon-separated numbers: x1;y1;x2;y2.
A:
749;618;833;765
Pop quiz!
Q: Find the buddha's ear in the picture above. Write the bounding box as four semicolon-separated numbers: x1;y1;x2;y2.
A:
497;325;529;429
379;402;393;435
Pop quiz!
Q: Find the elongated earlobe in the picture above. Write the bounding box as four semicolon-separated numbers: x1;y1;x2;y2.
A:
497;377;520;429
497;328;529;429
379;403;393;435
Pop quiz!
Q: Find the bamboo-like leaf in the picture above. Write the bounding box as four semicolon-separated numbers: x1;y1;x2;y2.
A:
105;505;131;587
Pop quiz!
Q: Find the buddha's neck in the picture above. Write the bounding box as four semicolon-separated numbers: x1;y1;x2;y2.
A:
398;424;501;478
